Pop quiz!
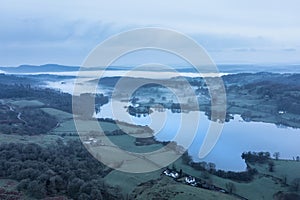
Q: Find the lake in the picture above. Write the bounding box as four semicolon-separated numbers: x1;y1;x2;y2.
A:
45;74;300;171
96;100;300;171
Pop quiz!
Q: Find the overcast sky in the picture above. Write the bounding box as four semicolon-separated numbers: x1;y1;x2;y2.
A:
0;0;299;66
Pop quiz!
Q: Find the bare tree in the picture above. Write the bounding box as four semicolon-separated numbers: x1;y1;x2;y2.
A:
273;152;280;160
208;162;216;172
268;161;275;172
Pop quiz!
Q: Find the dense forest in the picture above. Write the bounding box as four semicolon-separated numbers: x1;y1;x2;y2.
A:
0;140;122;199
0;107;58;135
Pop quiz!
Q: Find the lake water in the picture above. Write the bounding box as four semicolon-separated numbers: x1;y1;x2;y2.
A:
96;100;300;171
45;75;300;171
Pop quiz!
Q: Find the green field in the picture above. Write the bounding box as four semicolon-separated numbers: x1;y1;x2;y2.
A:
10;100;44;108
131;176;239;200
51;118;153;136
41;107;73;121
250;159;300;184
104;170;162;195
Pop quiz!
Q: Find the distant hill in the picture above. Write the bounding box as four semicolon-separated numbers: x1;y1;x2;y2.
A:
0;64;136;74
0;64;80;73
1;63;300;74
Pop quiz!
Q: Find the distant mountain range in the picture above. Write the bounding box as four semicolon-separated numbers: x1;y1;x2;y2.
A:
0;64;80;73
1;63;300;74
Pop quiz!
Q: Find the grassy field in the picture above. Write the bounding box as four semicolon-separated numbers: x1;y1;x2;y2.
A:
107;134;163;153
10;100;44;107
208;174;286;200
249;159;300;184
51;118;153;136
41;107;73;121
104;170;162;195
131;176;239;200
89;140;181;173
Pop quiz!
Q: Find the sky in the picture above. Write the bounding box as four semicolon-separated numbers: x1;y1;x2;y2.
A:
0;0;300;66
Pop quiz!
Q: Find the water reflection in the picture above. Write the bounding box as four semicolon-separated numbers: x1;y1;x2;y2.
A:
96;100;300;171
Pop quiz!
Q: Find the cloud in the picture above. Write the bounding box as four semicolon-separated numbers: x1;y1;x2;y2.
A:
282;48;297;52
232;48;257;52
0;0;300;65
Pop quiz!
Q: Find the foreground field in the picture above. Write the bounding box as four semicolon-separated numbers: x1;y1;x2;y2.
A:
101;148;300;200
131;176;239;200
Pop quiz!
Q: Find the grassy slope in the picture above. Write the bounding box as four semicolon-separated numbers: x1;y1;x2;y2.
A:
10;100;44;108
41;107;73;121
104;170;162;195
51;118;153;136
249;159;300;184
131;176;239;200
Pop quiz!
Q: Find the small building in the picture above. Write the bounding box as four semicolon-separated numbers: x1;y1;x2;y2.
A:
170;172;179;178
83;137;103;146
185;176;196;184
83;141;92;144
278;110;286;114
163;169;171;176
163;169;179;179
